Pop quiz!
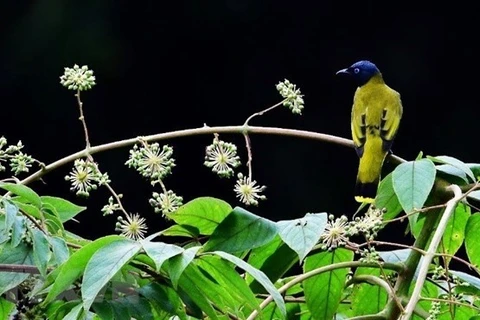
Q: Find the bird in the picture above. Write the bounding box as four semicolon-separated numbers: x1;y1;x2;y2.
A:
336;60;403;203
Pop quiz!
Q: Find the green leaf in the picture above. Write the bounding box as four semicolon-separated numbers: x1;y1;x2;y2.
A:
351;268;389;315
440;203;470;264
392;159;436;226
0;242;34;295
378;249;423;279
428;155;476;182
436;164;468;184
0;296;15;318
92;301;114;320
467;163;480;180
114;296;154;320
467;190;480;203
303;249;354;320
10;215;26;247
465;213;480;272
0;183;42;208
247;235;298;293
196;255;259;315
44;235;124;304
176;270;218;320
50;236;70;265
62;303;83;320
40;196;86;223
277;212;327;262
82;239;142;311
13;202;43;220
166;197;232;235
210;250;286;317
203;207;278;253
167;246;201;289
375;173;403;220
139;283;187;320
31;228;51;276
141;241;184;271
161;224;199;238
3;200;18;234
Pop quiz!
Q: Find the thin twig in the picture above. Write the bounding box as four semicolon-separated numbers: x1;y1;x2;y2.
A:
400;185;463;320
243;100;285;126
75;90;91;150
419;296;480;311
0;263;40;274
243;133;253;180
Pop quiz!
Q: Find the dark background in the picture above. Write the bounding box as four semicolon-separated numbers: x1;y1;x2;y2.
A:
0;2;478;246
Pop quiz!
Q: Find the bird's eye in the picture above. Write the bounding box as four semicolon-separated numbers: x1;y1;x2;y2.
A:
354;68;360;74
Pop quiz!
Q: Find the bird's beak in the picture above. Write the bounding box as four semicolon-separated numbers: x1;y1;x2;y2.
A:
336;68;350;75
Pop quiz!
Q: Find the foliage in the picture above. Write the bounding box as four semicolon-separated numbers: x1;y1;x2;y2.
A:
1;65;480;320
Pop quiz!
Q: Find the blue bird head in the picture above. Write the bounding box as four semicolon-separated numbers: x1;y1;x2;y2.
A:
336;60;380;86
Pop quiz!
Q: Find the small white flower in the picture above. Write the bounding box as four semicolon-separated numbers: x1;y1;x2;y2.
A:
64;159;98;197
60;64;96;91
149;190;183;216
101;196;122;216
321;215;349;249
276;79;305;114
204;134;241;178
126;143;175;182
116;213;148;240
234;173;266;206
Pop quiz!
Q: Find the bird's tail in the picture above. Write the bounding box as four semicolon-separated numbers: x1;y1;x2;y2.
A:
354;138;387;203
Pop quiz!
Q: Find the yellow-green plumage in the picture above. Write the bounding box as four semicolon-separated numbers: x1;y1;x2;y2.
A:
337;61;403;203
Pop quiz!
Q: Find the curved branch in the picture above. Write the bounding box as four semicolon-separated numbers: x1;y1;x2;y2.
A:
18;125;406;187
246;260;403;320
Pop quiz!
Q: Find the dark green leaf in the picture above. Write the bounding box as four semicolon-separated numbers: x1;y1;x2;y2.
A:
31;228;51;276
247;235;298;292
109;300;131;320
116;296;154;320
0;183;42;208
10;215;26;247
375;173;403;220
465;213;480;271
203;207;278;253
82;239;142;311
392;159;436;226
303;249;354;320
50;236;70;265
0;297;15;319
161;224;199;238
277;212;327;262
211;250;286;316
166;197;232;235
0;242;34;295
139;283;186;320
176;270;218;320
45;235;125;304
141;240;184;271
167;246;200;289
40;196;86;223
92;301;114;320
467;163;480;180
428;155;475;182
351;268;389;315
440;203;470;264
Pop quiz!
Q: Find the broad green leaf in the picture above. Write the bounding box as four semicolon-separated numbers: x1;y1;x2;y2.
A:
141;240;184;271
467;190;480;203
40;196;86;223
109;300;131;320
45;300;77;320
3;200;18;233
82;239;142;311
440;203;470;264
31;228;51;276
0;216;8;244
277;212;327;262
166;197;232;235
13;202;43;221
437;304;477;320
0;242;34;294
114;296;154;320
50;236;70;265
410;280;438;320
139;283;187;320
63;303;83;320
211;250;286;316
465;213;480;272
10;215;26;247
92;301;114;320
161;224;199;238
0;183;42;208
429;155;475;182
378;249;423;278
203;207;278;253
303;249;354;320
263;302;301;320
375;173;403;220
167;246;201;289
176;270;218;320
392;159;436;226
436;164;468;183
467;163;480;180
0;296;15;318
351;268;389;315
196;255;259;315
247;235;298;293
44;235;124;304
